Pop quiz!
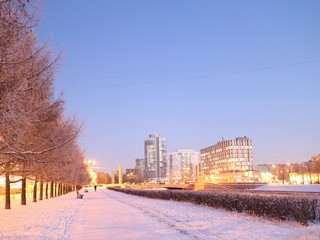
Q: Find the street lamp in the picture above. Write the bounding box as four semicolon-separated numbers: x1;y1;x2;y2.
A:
84;159;98;185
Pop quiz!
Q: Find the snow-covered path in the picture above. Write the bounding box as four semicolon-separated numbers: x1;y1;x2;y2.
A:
69;189;184;240
1;189;320;240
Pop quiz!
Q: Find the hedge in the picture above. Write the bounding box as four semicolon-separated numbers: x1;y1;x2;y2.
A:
108;187;320;226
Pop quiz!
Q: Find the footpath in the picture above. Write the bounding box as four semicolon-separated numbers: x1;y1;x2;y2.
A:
1;188;320;240
0;189;188;240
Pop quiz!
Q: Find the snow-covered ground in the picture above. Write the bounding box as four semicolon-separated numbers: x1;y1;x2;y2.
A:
1;188;320;240
253;184;320;192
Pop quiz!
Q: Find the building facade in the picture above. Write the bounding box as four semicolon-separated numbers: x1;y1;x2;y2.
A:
200;136;253;182
135;158;145;182
144;134;167;183
124;168;138;183
167;149;200;183
311;154;320;173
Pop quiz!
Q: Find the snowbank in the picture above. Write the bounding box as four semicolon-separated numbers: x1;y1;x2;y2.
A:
253;184;320;192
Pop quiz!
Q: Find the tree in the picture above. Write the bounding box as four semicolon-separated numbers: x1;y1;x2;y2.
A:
97;172;109;185
0;0;52;209
0;0;90;209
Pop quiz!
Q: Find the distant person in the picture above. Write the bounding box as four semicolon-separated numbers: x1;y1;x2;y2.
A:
94;185;97;192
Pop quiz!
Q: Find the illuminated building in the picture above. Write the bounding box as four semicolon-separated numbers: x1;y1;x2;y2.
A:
200;136;253;182
167;149;199;183
124;168;138;183
144;134;167;183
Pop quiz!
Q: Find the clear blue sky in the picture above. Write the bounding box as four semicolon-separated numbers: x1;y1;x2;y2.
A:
38;0;320;173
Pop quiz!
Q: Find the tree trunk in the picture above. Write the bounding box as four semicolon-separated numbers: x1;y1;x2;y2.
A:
50;181;54;198
21;177;27;205
55;182;58;197
5;172;11;209
45;182;49;199
39;181;43;200
33;179;37;202
58;183;61;196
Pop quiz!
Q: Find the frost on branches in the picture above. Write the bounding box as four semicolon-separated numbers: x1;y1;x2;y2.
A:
0;0;90;209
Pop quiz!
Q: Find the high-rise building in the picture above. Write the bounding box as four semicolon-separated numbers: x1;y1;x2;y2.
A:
144;134;167;183
167;149;199;183
135;158;145;182
200;136;253;182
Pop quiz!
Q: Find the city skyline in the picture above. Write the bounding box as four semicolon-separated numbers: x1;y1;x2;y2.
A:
2;1;320;238
38;1;320;173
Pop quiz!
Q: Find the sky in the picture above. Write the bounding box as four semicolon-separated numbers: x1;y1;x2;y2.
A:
37;0;320;173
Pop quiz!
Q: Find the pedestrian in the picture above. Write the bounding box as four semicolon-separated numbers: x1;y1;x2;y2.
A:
94;185;97;192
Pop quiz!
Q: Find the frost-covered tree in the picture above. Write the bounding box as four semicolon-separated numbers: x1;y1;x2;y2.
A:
0;0;89;209
0;0;64;209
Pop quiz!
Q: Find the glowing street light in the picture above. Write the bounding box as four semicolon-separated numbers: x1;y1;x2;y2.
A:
85;159;98;185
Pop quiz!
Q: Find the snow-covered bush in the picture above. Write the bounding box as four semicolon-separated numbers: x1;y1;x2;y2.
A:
108;188;320;226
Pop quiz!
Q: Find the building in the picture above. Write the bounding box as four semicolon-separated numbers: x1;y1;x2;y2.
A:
254;164;269;172
200;136;253;183
144;134;167;183
167;149;199;183
311;154;320;173
124;168;138;183
135;158;145;182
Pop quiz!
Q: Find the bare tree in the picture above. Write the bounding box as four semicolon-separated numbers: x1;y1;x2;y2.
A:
0;0;89;209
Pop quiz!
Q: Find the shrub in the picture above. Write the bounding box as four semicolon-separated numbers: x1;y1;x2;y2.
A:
107;187;320;226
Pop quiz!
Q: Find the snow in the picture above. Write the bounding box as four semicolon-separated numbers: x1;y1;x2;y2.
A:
253;184;320;192
1;188;320;239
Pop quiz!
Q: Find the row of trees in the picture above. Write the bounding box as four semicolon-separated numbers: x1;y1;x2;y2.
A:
0;0;90;209
96;172;112;185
